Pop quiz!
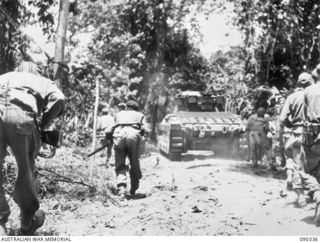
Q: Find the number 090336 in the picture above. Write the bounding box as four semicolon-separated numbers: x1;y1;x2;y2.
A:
300;237;318;242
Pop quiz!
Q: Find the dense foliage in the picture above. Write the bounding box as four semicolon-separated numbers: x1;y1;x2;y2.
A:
232;0;320;89
0;0;56;74
0;0;24;74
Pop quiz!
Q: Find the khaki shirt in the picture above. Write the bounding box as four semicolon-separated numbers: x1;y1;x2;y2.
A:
0;71;65;128
113;110;148;134
246;114;269;133
279;89;304;127
304;82;320;124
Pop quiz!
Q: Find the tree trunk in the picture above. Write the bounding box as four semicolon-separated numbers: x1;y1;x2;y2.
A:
54;0;70;90
92;74;100;152
90;73;100;182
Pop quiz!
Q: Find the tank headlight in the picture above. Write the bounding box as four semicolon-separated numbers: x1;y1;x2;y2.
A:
222;126;228;134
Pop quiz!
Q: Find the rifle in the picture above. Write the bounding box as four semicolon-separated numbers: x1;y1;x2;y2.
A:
88;131;113;157
87;143;109;158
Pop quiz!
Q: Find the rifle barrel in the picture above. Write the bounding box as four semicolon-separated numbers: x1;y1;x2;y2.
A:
88;144;108;157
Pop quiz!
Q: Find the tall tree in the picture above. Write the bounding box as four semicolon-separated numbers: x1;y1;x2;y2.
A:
54;0;71;89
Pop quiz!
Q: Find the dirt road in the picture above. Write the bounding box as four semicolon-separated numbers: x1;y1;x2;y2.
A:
5;150;320;235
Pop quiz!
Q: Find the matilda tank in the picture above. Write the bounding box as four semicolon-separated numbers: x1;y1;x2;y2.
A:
158;90;245;160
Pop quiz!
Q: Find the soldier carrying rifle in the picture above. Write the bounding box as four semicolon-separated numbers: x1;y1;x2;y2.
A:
112;100;149;199
96;107;115;166
301;70;320;226
279;72;314;208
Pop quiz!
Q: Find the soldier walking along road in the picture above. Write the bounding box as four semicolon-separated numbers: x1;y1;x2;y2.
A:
112;100;148;199
246;107;269;167
97;107;115;165
279;72;314;207
0;62;65;235
301;74;320;225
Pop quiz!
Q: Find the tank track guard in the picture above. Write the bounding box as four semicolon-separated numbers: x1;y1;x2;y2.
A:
158;122;184;161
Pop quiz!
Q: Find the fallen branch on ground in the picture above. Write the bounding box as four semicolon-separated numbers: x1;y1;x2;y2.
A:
37;167;94;190
37;167;121;206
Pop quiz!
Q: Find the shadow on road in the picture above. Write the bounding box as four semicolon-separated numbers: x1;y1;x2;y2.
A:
227;161;286;180
180;153;243;162
186;163;219;169
301;215;316;225
180;153;216;162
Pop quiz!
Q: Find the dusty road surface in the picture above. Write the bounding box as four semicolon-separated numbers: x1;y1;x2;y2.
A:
4;149;320;235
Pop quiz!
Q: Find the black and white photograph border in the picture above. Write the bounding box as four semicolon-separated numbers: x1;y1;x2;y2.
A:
0;0;319;241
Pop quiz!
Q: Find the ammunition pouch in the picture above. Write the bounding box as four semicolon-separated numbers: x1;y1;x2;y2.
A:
302;124;320;147
105;131;113;141
41;130;63;148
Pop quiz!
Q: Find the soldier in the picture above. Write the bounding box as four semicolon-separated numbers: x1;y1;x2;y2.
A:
211;98;218;112
117;103;126;112
112;100;148;199
302;75;320;225
96;107;115;165
246;107;269;167
279;72;314;207
0;61;65;235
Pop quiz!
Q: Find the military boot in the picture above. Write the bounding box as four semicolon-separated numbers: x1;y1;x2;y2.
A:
130;179;140;196
20;210;45;235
